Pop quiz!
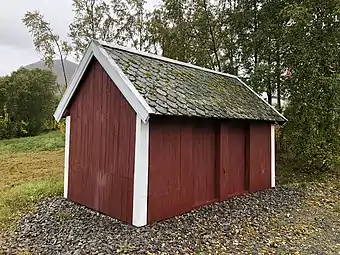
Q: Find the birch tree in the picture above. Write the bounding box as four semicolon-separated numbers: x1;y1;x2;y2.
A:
23;11;72;92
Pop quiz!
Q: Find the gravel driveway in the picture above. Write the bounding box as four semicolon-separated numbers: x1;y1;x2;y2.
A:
1;185;339;254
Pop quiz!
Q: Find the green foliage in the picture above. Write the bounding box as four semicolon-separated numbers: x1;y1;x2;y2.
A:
0;113;9;139
69;0;148;59
277;0;340;173
0;131;64;154
147;1;224;70
0;68;58;139
280;77;340;172
22;11;72;91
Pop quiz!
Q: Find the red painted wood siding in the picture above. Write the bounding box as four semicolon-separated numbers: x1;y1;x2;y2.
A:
219;122;248;200
148;116;218;223
148;118;272;224
67;58;136;224
192;122;219;206
249;123;271;192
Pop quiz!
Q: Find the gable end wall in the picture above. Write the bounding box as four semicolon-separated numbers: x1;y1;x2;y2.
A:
67;58;136;224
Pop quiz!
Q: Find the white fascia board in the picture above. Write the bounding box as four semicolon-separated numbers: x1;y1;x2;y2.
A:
93;44;153;123
64;116;71;198
99;41;287;122
271;124;276;188
132;115;149;227
53;41;152;123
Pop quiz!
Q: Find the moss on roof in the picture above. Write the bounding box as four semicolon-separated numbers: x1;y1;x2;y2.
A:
103;46;286;122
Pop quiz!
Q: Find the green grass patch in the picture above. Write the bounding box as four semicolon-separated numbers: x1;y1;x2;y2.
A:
0;131;64;154
0;131;64;231
0;179;63;230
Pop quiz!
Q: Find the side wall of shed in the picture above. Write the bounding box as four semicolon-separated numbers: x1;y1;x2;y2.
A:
148;116;272;224
67;58;136;224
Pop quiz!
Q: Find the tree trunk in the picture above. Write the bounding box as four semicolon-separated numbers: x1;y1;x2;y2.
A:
203;0;222;72
277;79;281;111
60;54;68;88
276;43;282;112
42;22;68;88
267;87;272;105
267;53;272;105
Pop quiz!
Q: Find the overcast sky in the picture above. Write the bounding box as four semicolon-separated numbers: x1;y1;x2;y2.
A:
0;0;159;76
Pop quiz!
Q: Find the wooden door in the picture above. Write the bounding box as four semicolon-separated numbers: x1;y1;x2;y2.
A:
192;121;218;207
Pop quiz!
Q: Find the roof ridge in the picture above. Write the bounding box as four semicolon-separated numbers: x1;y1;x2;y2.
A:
97;40;287;122
97;40;237;79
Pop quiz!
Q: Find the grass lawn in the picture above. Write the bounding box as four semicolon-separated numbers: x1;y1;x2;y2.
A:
0;131;64;231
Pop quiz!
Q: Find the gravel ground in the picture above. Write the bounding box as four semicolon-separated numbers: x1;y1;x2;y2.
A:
1;185;339;254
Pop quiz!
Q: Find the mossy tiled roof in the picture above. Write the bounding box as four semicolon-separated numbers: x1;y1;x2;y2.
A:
103;46;286;122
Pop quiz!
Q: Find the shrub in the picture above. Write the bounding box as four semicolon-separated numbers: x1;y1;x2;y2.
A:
0;68;57;139
278;76;340;173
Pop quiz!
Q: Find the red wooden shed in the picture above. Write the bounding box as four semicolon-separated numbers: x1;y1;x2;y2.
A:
54;40;287;227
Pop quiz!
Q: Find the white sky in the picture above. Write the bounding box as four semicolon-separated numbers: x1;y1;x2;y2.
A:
0;0;160;76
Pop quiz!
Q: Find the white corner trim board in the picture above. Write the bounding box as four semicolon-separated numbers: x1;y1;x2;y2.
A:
64;116;71;198
53;41;153;123
271;124;276;188
132;115;149;227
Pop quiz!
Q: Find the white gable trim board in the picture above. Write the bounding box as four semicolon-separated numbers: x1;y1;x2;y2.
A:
271;124;276;188
132;115;150;226
53;41;153;123
64;116;71;198
54;45;94;122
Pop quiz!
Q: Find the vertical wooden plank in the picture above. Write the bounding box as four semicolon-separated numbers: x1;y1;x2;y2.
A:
119;94;128;222
225;123;247;197
219;121;251;200
192;120;217;207
245;124;250;192
179;120;193;213
218;122;228;201
249;123;271;192
148;118;164;222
